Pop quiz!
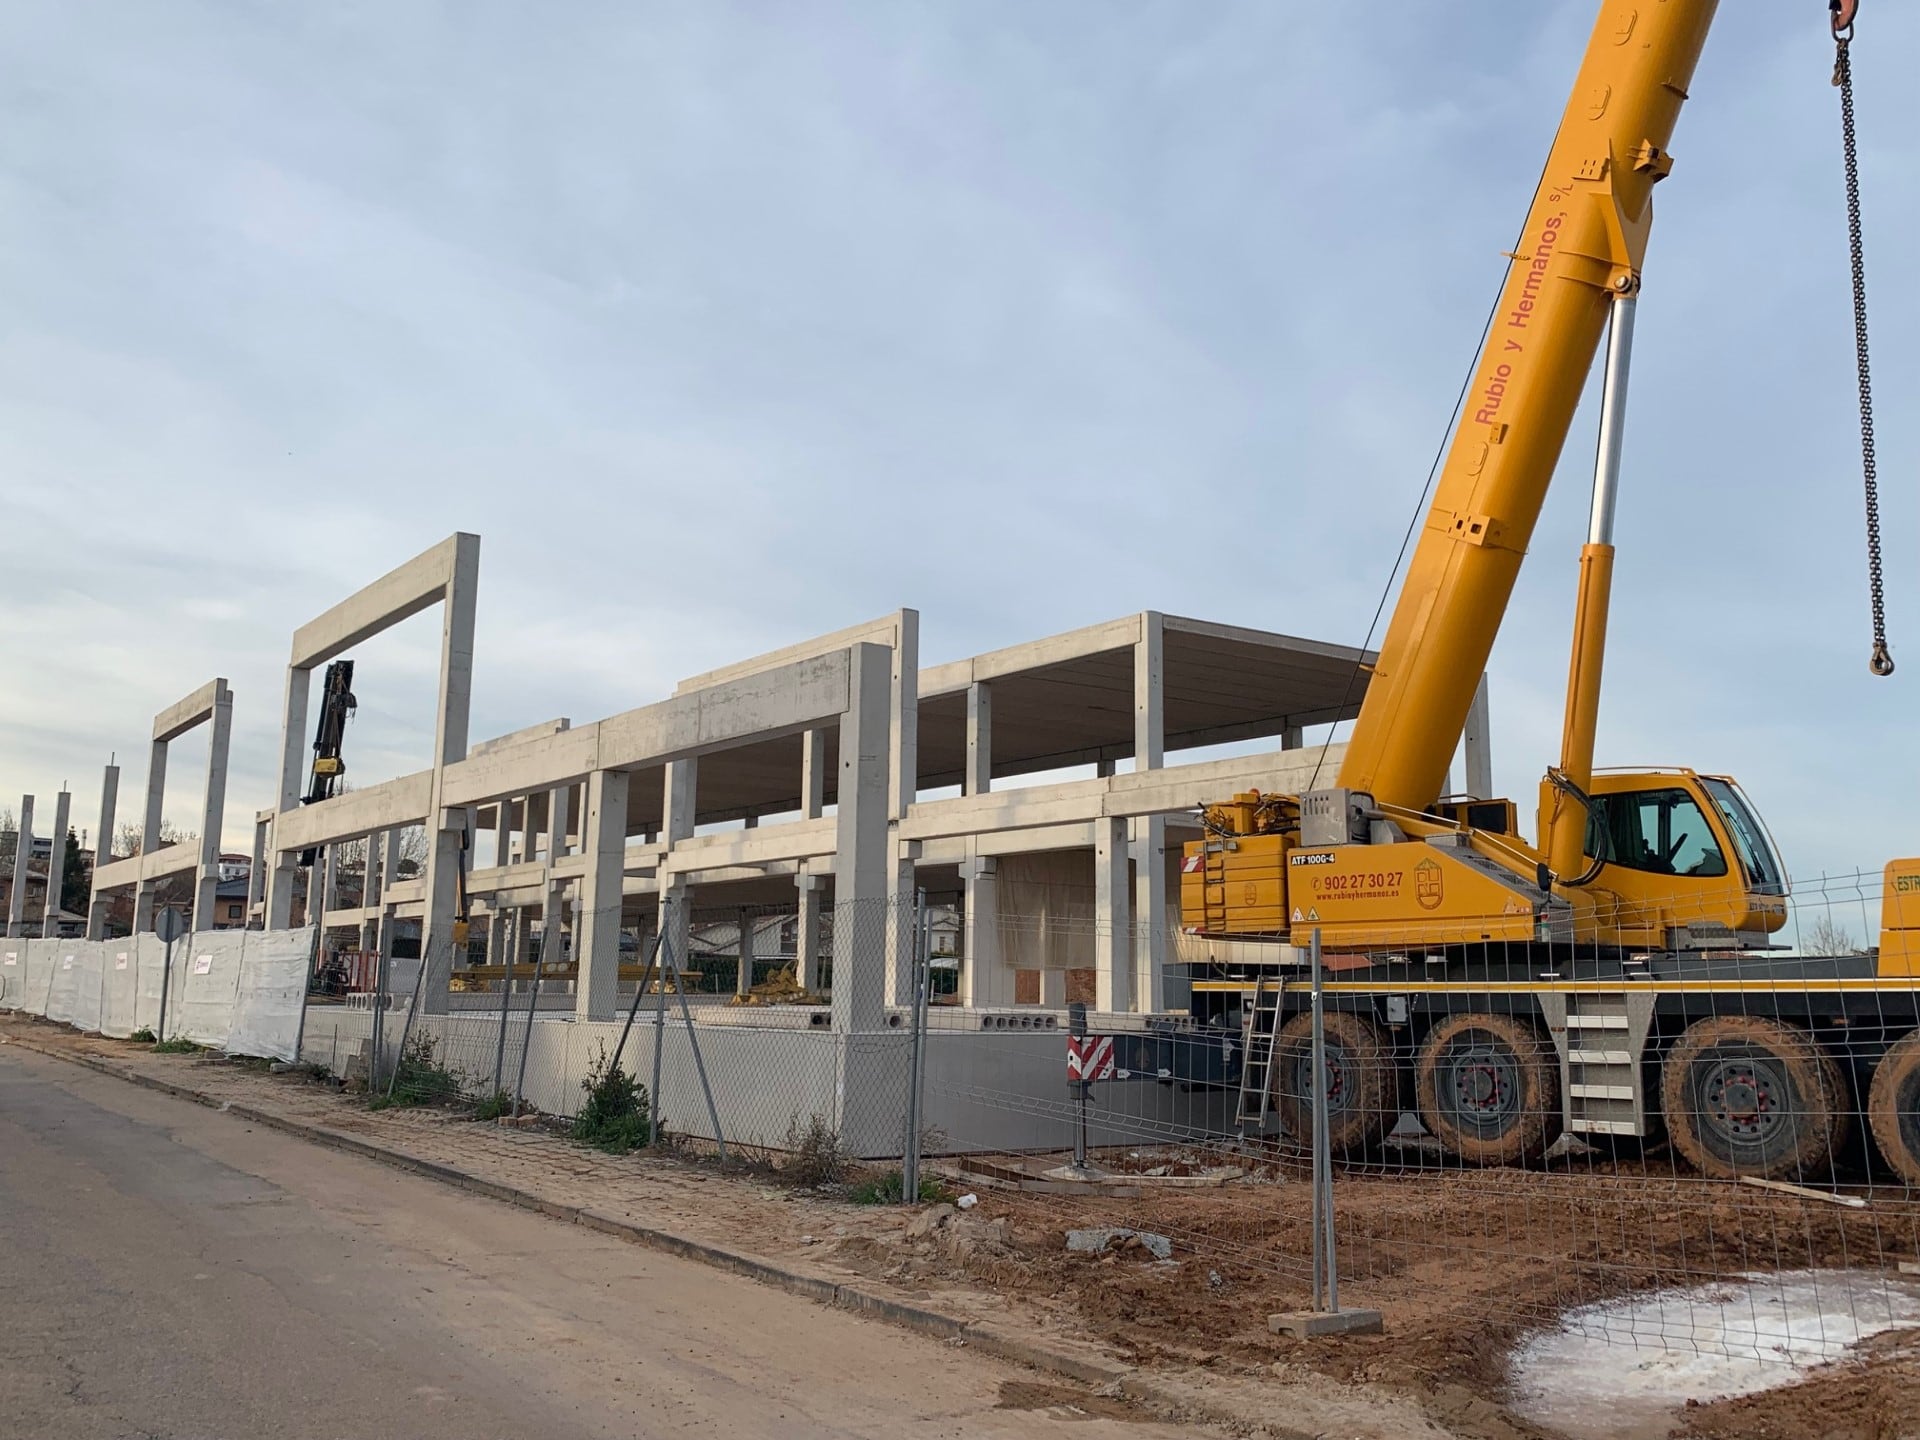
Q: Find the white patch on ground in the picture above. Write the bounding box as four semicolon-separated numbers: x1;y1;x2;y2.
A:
1509;1269;1920;1440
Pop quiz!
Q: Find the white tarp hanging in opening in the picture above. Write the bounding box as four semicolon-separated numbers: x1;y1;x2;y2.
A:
997;851;1096;971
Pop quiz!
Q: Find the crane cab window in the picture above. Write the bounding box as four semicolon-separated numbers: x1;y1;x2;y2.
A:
1586;788;1728;878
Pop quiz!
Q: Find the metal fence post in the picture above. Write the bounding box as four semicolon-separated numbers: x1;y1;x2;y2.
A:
1309;926;1328;1312
650;903;670;1148
510;946;544;1118
491;919;515;1095
902;889;929;1204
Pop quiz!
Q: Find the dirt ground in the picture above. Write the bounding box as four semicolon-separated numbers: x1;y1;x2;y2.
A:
12;1014;1920;1439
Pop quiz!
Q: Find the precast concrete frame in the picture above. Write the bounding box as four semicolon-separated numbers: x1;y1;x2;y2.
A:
261;534;479;1013
87;679;234;936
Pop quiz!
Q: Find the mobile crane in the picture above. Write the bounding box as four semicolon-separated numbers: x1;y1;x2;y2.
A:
1177;0;1920;1185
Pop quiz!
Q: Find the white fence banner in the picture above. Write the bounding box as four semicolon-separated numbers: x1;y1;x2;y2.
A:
229;929;315;1063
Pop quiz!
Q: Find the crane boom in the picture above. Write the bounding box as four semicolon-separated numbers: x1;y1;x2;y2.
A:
1337;1;1718;813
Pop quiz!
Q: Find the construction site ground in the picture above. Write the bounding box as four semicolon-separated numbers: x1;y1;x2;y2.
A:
6;1011;1920;1440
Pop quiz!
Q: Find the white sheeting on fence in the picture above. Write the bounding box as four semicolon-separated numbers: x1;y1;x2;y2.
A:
1;927;316;1063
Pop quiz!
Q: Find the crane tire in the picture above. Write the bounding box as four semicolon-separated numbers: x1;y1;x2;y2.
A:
1868;1031;1920;1188
1661;1016;1849;1180
1270;1010;1397;1154
1415;1012;1561;1166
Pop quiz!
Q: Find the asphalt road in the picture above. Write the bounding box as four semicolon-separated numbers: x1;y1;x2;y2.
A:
0;1044;1189;1439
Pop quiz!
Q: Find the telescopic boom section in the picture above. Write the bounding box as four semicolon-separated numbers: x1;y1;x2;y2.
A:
1337;0;1718;813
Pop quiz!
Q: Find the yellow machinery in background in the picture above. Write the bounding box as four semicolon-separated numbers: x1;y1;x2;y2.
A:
1169;2;1920;1185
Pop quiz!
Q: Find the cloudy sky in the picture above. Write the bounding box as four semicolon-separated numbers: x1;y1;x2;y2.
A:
2;2;1914;912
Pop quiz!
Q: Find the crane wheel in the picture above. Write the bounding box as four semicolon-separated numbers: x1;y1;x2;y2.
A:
1414;1012;1561;1166
1868;1031;1920;1188
1661;1016;1849;1180
1270;1011;1397;1154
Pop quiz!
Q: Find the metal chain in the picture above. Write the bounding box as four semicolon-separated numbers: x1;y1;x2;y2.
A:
1834;30;1894;676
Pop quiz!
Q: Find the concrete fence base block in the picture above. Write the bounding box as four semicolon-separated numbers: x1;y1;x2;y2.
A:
1267;1308;1384;1339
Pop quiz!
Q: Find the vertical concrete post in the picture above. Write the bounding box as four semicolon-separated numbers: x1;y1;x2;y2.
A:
961;852;1006;1007
491;800;510;870
795;873;824;992
517;794;536;866
190;681;232;935
832;643;893;1033
265;663;310;929
735;906;753;999
1464;673;1494;801
1131;612;1168;1013
1282;725;1305;750
655;760;696;958
247;812;269;927
8;795;33;938
1093;816;1132;1013
964;682;992;796
801;730;827;820
420;533;480;1015
39;790;71;936
1039;967;1066;1007
884;614;920;1008
574;768;629;1022
86;765;119;940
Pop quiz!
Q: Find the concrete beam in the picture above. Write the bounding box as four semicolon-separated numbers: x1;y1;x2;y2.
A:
918;615;1145;698
675;610;911;694
467;717;570;760
289;533;477;670
897;746;1348;843
268;771;434;858
151;679;226;744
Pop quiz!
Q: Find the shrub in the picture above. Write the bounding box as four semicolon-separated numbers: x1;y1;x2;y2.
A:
850;1169;952;1205
153;1036;201;1054
781;1113;851;1187
372;1031;466;1110
129;1027;156;1043
569;1043;654;1153
472;1089;513;1122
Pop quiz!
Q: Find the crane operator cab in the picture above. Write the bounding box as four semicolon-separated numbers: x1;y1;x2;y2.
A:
1544;768;1789;951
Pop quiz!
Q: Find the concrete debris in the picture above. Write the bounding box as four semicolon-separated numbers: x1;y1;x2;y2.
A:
1066;1226;1173;1261
956;1193;979;1210
906;1203;958;1239
799;1235;815;1246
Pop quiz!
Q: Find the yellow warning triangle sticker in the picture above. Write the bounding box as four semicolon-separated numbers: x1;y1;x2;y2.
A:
1307;908;1320;922
1291;908;1304;923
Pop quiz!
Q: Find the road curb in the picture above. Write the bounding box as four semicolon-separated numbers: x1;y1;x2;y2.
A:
8;1035;1169;1406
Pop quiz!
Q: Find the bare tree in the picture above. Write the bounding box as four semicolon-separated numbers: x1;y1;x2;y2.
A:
395;825;429;878
113;819;197;858
0;805;14;868
1803;913;1861;957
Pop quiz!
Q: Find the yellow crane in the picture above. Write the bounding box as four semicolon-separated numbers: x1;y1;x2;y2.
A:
1176;0;1920;1184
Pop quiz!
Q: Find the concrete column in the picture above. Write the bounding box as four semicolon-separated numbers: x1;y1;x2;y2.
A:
1093;816;1132;1013
662;762;696;845
1130;612;1167;1012
884;616;920;1001
735;906;753;999
795;874;824;992
831;642;893;1033
1464;673;1494;801
190;682;232;935
961;853;1009;1007
574;768;629;1021
86;765;120;940
1281;725;1304;750
487;909;507;966
39;790;70;936
247;812;269;927
800;730;827;819
1038;968;1066;1007
518;794;536;866
656;879;689;981
491;800;510;869
7;795;33;938
965;682;992;796
265;663;309;929
419;533;479;1017
1095;758;1115;779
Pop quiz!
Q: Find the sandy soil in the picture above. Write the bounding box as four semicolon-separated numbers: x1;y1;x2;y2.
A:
13;1013;1920;1439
